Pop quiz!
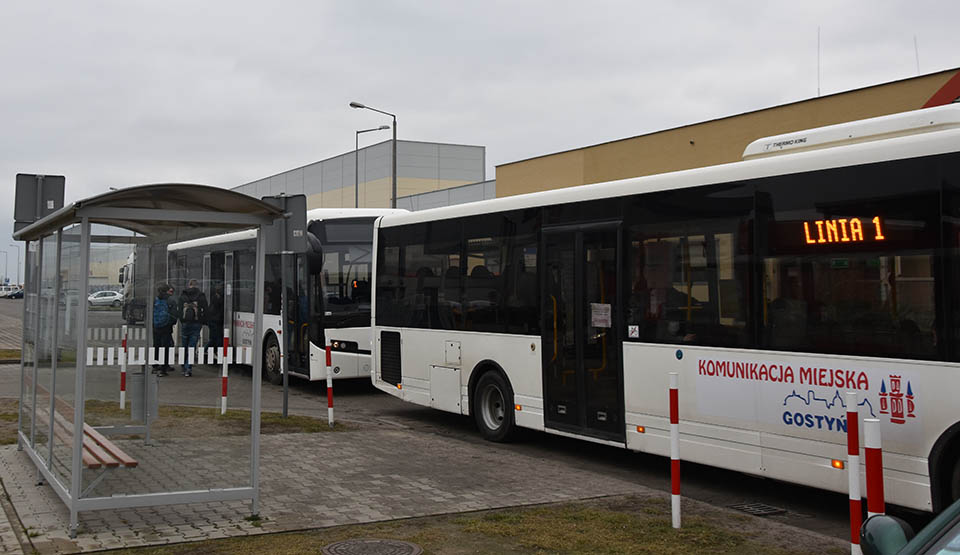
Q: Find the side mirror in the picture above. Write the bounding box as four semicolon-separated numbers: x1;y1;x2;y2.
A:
860;514;914;555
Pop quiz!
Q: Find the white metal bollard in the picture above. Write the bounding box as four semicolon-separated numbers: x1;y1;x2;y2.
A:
325;346;334;428
669;371;680;529
120;325;128;408
220;328;229;415
864;418;885;517
846;392;862;555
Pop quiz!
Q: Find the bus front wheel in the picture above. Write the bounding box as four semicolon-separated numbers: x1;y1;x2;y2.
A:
473;371;516;442
263;335;283;385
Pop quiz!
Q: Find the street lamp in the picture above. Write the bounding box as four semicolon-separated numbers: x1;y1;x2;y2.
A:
9;244;20;286
355;125;390;208
0;251;7;284
350;101;398;208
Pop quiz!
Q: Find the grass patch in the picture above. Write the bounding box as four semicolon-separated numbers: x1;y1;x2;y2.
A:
83;400;339;439
0;398;337;444
0;398;18;445
108;496;843;555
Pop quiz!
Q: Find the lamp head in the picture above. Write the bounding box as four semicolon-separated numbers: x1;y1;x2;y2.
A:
379;125;390;130
349;102;366;109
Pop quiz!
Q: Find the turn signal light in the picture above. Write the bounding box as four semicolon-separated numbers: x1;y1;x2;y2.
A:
396;384;402;390
831;459;845;470
636;426;646;433
515;404;522;411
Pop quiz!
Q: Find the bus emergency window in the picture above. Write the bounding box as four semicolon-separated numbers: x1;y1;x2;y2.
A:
464;235;502;332
460;209;540;334
625;183;754;348
757;158;940;360
377;220;462;330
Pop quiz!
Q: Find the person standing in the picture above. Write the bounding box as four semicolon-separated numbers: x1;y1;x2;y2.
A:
152;283;177;377
178;279;208;377
205;284;225;353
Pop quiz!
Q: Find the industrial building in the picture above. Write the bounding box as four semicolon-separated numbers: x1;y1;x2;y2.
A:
234;67;960;208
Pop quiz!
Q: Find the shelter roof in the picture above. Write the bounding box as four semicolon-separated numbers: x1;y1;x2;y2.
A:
13;183;284;241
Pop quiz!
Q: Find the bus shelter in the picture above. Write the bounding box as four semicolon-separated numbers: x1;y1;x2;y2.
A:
12;184;284;537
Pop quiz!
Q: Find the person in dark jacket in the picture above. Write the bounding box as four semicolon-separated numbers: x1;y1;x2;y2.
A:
205;285;225;352
152;283;178;377
177;279;208;377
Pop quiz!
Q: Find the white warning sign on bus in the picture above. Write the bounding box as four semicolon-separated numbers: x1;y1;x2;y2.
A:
590;303;611;328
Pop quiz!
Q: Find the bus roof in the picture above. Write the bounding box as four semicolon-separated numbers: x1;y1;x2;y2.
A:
169;207;407;251
742;105;960;160
379;105;960;229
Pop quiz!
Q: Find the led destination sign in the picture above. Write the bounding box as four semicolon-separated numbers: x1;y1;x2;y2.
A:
803;216;885;245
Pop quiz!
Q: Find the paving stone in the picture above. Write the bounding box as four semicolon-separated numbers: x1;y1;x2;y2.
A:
1;425;669;552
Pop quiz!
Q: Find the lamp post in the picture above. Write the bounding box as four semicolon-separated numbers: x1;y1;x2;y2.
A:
350;102;397;208
0;251;7;284
9;243;20;286
355;125;390;208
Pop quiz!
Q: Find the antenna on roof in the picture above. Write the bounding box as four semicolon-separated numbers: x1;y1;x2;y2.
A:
914;35;920;75
817;26;821;97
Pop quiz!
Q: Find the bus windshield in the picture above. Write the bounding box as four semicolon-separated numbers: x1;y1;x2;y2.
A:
313;218;376;329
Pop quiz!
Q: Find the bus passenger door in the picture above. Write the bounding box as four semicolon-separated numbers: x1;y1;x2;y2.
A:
542;225;624;442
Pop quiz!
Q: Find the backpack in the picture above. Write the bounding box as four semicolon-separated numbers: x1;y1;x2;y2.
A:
182;300;200;322
153;297;172;328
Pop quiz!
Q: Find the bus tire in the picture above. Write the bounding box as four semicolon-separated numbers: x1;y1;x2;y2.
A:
473;371;516;442
263;335;282;385
950;458;960;505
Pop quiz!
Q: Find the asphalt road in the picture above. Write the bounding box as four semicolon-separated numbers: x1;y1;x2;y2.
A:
0;296;933;541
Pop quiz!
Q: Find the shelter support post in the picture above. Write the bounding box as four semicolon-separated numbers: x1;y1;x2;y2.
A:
69;218;92;538
250;225;266;517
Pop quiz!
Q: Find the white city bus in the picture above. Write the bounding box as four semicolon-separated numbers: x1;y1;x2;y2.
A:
166;208;405;383
371;105;960;513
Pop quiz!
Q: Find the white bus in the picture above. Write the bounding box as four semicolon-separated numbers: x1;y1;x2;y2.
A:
166;208;405;383
371;105;960;513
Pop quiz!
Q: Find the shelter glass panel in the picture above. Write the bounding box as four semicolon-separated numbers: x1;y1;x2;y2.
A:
18;241;38;452
32;233;58;466
52;225;82;486
80;224;254;498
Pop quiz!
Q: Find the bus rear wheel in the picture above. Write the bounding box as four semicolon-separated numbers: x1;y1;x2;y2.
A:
473;371;516;442
263;335;282;385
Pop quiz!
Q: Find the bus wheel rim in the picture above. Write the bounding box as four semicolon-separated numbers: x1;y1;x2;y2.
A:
481;385;505;431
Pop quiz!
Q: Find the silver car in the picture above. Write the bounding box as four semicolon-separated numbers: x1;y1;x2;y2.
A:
87;290;123;307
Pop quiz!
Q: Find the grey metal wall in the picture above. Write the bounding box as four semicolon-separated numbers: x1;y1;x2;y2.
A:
396;180;496;211
232;140;485;206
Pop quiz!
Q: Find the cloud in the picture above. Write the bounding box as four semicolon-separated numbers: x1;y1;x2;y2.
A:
1;0;957;259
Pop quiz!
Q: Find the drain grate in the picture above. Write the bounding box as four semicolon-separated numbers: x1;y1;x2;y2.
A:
727;502;786;516
322;538;423;555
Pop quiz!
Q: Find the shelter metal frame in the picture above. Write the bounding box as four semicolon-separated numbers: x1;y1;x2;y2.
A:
13;184;283;537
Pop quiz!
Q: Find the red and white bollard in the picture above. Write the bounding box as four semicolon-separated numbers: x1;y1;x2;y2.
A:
220;329;229;415
846;392;862;555
120;325;128;408
669;371;681;529
864;418;885;517
325;346;334;428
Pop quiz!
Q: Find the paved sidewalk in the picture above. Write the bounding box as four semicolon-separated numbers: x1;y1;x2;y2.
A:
2;425;657;553
0;308;22;350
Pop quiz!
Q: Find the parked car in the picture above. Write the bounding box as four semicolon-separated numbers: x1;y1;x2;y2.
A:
7;289;23;299
87;290;123;307
861;498;960;554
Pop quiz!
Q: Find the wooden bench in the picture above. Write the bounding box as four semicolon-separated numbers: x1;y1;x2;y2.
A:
35;407;138;470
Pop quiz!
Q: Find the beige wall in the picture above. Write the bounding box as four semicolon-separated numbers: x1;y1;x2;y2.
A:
306;177;477;209
496;69;960;197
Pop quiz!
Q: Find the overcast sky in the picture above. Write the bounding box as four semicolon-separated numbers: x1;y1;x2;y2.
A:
2;1;958;278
